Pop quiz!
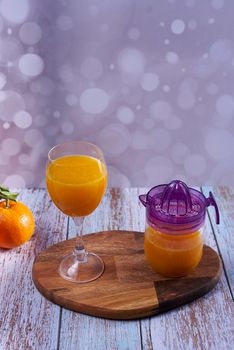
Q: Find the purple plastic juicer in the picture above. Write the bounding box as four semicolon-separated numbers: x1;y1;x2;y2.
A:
139;180;219;234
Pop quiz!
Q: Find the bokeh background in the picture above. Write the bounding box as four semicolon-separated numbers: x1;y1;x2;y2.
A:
0;0;233;188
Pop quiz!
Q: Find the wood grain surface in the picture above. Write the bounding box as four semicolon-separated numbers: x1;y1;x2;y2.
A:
0;189;67;350
0;188;233;350
202;186;234;299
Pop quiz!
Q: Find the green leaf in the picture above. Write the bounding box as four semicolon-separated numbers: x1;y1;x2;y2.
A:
0;185;19;202
0;185;9;191
1;190;18;197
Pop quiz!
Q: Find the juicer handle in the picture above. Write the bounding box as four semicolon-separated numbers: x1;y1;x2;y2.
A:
206;191;220;224
139;194;147;207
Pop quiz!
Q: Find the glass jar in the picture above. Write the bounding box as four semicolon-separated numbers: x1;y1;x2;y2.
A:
144;223;203;277
140;180;219;277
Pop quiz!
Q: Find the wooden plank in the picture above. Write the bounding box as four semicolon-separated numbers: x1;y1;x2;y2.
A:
140;190;234;350
59;189;142;350
202;186;234;298
0;189;67;350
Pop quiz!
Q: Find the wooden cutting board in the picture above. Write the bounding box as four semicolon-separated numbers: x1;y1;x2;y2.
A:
32;230;221;320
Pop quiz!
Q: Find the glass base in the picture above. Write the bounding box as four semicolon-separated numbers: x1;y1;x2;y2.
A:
59;252;104;283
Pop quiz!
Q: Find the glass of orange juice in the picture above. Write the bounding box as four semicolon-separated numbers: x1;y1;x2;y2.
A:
46;141;107;283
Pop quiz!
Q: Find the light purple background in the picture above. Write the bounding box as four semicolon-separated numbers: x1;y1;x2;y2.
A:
0;0;233;188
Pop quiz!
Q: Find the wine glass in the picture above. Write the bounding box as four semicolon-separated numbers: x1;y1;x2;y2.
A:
46;141;107;283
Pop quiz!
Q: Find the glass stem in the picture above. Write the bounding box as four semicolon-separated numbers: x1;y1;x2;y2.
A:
72;216;87;263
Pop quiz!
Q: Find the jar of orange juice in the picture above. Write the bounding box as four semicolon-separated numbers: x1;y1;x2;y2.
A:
139;180;219;277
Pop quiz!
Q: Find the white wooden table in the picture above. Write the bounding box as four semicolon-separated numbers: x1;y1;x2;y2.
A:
0;188;233;350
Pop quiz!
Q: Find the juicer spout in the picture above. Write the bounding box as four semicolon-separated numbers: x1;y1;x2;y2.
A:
206;191;220;224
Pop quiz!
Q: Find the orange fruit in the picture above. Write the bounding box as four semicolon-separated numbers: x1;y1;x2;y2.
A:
0;200;35;249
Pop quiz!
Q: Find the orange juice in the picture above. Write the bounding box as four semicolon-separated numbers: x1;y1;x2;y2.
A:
144;226;203;277
46;155;107;216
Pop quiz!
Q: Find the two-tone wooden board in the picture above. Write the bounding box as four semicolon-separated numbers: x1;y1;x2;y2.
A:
32;230;221;320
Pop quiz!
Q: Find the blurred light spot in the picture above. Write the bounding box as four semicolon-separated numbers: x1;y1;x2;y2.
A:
211;0;224;9
143;118;155;130
4;174;25;188
131;131;150;150
81;57;103;80
18;53;44;77
3;122;10;129
18;154;30;165
149;128;171;151
164;115;182;130
19;22;42;45
171;142;190;164
34;114;47;127
194;57;215;78
171;19;185;34
184;154;207;177
24;129;43;147
66;94;78;106
61;121;74;135
128;27;140;41
97;124;129;157
185;0;195;7
0;0;29;24
210;160;234;185
140;73;159;91
21;170;34;185
188;19;197;30
0;90;25;121
164;39;170;45
53;111;60;118
163;85;171;92
213;113;232;129
0;37;23;65
116;106;135;124
0;153;9;165
14;110;32;129
208;18;215;24
179;78;198;93
118;48;145;85
0;73;6;90
145;156;173;185
205;129;234;160
108;166;131;187
216;95;234;116
100;24;109;32
80;88;109;114
166;51;179;64
89;5;99;16
209;39;232;63
150;100;172;120
2;138;20;155
177;91;196;110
